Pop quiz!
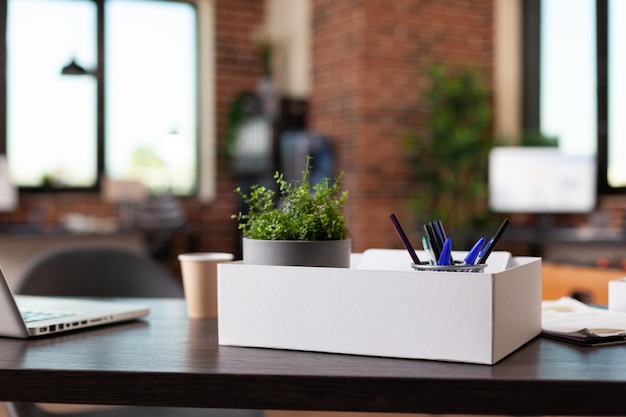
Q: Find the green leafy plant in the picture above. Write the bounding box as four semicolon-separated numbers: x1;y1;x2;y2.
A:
233;157;349;241
404;64;493;233
519;129;559;147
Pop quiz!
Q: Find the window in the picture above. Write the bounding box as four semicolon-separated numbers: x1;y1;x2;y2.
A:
525;0;626;194
539;0;596;156
2;0;198;195
6;0;98;188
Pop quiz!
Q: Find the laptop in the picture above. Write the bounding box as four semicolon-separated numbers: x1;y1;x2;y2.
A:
0;268;150;338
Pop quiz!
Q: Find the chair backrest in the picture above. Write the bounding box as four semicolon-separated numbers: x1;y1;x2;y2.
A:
14;245;184;298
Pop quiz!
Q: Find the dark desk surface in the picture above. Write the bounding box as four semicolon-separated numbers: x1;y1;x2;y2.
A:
2;298;626;416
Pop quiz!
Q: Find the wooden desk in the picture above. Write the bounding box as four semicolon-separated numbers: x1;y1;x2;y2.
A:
2;298;626;416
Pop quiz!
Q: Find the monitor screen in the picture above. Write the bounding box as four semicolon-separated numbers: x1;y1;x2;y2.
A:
488;147;596;213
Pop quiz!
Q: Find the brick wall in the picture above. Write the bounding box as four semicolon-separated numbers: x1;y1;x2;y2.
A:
188;0;266;256
310;0;495;252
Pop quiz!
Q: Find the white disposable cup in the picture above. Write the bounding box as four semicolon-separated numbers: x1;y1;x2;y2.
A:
178;252;234;319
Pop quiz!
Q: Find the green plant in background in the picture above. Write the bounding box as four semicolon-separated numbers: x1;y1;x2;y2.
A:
496;129;560;147
519;130;559;147
224;93;253;159
233;157;349;241
404;64;493;234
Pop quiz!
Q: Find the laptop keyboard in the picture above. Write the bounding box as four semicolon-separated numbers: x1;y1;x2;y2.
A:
20;309;76;323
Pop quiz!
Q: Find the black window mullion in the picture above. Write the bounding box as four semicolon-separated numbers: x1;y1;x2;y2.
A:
96;0;105;190
0;1;6;155
597;0;610;194
522;0;541;133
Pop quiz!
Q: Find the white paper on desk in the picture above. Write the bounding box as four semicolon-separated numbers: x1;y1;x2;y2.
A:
542;297;626;334
356;248;512;273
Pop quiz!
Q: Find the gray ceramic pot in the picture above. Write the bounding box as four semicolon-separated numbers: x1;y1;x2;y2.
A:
242;238;351;268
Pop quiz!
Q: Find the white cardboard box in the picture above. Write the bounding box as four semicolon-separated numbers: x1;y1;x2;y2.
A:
218;255;542;365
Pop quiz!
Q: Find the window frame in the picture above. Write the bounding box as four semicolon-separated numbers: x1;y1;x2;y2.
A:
0;0;201;195
523;0;621;196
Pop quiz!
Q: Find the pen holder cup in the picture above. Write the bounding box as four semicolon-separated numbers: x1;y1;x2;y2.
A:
411;261;487;273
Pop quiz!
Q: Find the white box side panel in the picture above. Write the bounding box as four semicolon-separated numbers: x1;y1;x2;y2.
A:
492;257;542;362
219;263;497;364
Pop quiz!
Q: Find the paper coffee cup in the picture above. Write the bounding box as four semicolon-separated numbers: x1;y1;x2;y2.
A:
178;252;234;319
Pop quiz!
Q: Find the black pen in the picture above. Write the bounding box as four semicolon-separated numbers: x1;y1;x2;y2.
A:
423;223;442;260
433;220;452;264
476;218;510;265
434;220;447;245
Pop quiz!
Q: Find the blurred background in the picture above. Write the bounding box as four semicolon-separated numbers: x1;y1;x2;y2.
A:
0;0;625;284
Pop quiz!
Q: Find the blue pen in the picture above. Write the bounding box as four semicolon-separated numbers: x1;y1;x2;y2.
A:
464;237;485;265
437;237;452;266
476;237;494;262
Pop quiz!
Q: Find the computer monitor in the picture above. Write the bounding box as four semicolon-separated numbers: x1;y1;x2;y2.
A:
488;147;596;213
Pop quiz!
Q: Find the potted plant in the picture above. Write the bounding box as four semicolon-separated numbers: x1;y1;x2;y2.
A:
233;157;351;267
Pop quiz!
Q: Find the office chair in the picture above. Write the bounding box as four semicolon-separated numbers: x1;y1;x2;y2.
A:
5;245;264;417
13;246;183;298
